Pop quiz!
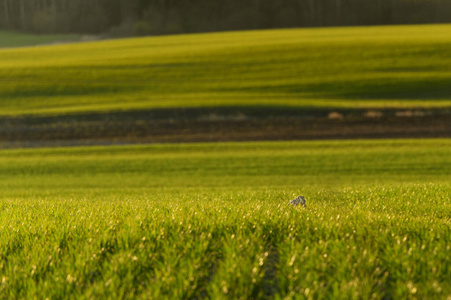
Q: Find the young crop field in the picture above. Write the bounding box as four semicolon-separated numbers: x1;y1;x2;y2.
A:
1;24;451;116
1;139;450;298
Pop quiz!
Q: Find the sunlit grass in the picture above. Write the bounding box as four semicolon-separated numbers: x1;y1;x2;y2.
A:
0;139;450;298
1;24;451;116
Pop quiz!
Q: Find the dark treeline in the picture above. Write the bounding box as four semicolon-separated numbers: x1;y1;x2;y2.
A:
1;0;451;36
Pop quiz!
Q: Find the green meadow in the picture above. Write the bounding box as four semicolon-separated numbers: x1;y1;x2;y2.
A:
1;24;451;116
1;139;451;298
0;30;79;49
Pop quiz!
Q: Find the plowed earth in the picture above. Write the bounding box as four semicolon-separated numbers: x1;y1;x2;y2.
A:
1;108;450;148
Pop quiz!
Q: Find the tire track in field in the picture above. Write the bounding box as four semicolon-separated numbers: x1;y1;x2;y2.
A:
262;245;280;298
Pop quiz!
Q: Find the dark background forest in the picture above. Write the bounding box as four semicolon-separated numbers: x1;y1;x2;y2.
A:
1;0;451;36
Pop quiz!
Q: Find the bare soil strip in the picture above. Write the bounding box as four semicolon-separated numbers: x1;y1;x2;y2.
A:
1;108;450;148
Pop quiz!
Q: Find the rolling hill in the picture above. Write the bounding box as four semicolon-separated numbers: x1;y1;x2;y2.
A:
1;24;451;116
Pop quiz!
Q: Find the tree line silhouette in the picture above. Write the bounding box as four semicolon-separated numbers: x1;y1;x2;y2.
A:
1;0;450;36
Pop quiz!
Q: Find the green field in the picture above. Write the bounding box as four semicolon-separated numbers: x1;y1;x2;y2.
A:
1;24;451;116
1;139;451;298
2;24;451;299
0;30;80;49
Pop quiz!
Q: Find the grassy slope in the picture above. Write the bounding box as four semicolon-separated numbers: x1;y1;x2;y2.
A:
0;30;79;48
1;24;451;116
1;139;450;298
